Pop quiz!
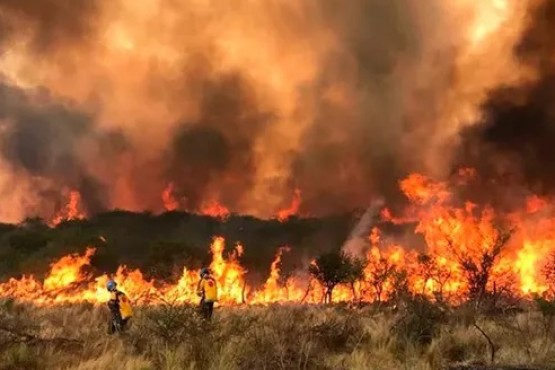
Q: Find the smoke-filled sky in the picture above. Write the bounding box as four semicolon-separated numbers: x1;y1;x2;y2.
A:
0;0;547;222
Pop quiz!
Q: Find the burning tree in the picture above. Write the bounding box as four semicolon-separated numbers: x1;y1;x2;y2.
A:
416;254;453;303
309;251;362;304
399;172;516;304
443;226;513;305
365;250;397;304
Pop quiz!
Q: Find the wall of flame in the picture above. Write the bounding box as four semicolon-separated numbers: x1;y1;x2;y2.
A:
2;170;555;306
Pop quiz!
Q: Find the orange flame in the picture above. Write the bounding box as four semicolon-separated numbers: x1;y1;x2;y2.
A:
162;182;179;211
277;189;302;221
50;191;86;226
209;237;247;303
252;246;294;303
43;248;95;292
526;195;547;214
200;201;230;219
3;170;555;306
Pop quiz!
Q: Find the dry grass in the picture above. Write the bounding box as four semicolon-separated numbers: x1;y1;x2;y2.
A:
0;299;553;370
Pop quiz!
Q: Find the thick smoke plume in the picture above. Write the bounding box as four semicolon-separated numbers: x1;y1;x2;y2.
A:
0;0;538;222
457;1;555;200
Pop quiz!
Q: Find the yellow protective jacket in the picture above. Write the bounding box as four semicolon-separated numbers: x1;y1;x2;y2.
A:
197;276;218;302
109;290;133;319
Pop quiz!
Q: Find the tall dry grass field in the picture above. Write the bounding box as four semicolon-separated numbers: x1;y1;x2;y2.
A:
0;299;554;370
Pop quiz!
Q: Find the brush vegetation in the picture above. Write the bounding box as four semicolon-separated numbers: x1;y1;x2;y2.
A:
0;298;554;370
0;212;358;284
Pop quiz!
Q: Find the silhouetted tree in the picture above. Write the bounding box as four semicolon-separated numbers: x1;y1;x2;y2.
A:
365;253;396;304
417;254;452;303
309;251;360;304
345;258;365;301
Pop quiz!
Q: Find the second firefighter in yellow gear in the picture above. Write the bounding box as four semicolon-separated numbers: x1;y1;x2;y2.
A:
106;279;133;333
196;268;218;320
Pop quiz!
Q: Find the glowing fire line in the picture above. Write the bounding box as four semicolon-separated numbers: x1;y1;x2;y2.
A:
3;171;555;306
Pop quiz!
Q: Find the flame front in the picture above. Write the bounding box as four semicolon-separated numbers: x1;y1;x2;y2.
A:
200;201;230;219
0;237;248;305
162;182;179;212
277;189;302;221
160;185;230;219
252;246;300;303
3;170;555;306
209;237;247;303
43;248;95;292
50;191;86;226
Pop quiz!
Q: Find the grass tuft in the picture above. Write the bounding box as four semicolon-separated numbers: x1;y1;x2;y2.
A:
0;300;554;369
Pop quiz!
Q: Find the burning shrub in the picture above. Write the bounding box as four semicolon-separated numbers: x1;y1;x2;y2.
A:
364;249;398;304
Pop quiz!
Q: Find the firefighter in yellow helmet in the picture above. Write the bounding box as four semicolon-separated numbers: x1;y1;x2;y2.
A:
106;280;133;334
196;268;218;320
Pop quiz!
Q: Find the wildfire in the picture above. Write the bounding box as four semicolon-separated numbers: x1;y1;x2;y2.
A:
160;185;303;222
0;237;250;306
2;170;555;306
252;247;294;303
277;189;302;221
43;248;95;292
50;191;86;227
162;182;179;212
200;200;230;219
160;184;232;218
208;237;247;304
526;195;547;214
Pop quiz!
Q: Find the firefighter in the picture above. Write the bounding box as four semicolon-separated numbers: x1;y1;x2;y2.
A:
106;280;133;334
196;268;218;320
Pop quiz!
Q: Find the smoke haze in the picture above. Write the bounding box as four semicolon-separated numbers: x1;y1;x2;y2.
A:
457;0;555;197
0;0;544;222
